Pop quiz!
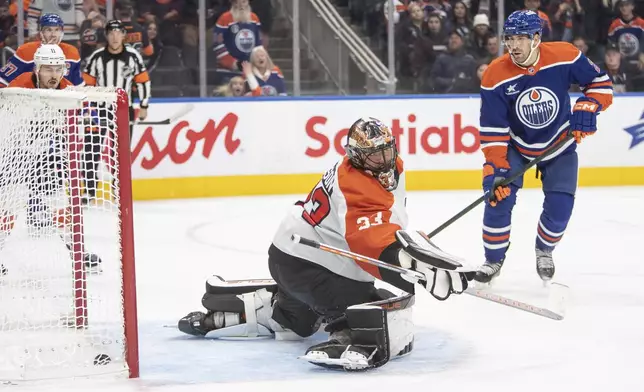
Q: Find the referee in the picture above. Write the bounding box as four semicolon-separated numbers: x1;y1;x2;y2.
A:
84;19;151;134
83;19;151;202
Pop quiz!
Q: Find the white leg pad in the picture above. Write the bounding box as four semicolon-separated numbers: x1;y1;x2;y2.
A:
204;288;289;340
386;303;414;359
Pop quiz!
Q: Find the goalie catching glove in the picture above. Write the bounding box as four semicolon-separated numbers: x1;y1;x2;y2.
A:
395;230;473;300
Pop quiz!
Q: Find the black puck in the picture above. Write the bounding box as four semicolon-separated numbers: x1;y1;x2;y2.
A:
94;354;111;366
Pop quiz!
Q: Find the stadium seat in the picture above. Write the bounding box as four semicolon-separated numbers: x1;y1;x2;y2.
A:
150;67;194;87
158;46;184;67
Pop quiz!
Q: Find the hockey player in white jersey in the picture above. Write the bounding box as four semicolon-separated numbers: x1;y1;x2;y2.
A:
178;118;473;371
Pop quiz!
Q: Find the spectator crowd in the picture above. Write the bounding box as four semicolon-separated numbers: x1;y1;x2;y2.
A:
342;0;644;93
2;0;644;95
0;0;285;96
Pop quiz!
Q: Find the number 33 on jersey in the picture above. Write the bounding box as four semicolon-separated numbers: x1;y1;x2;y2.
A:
272;156;408;283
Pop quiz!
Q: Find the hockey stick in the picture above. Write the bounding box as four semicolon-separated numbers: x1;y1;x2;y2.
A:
137;103;195;125
292;235;566;321
292;234;426;281
425;133;575;239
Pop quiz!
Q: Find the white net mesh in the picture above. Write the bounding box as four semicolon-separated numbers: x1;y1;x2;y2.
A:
0;87;136;381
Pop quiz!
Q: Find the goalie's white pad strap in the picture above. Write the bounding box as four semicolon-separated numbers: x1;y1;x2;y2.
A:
204;288;277;339
242;292;259;337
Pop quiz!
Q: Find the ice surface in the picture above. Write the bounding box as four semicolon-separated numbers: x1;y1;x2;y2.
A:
3;187;644;392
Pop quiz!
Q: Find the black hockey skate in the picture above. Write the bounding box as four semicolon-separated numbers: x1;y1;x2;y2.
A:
64;240;103;273
301;292;415;371
1;264;7;276
81;192;96;206
536;247;555;281
474;259;504;283
178;311;226;336
303;328;374;371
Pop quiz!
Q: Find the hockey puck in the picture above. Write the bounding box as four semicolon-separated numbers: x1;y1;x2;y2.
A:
84;253;102;268
94;354;111;366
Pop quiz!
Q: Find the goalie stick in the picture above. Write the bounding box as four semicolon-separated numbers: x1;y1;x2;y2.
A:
291;234;567;321
136;103;195;125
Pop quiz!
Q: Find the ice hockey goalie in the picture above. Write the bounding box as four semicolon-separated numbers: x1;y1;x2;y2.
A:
178;118;472;371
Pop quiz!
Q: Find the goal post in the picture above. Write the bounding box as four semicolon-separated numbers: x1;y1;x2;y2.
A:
0;86;138;381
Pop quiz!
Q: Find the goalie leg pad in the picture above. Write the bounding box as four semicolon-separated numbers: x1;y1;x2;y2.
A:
301;292;414;371
178;276;289;339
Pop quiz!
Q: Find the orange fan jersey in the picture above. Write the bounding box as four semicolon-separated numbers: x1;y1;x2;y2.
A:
272;156;408;282
9;71;73;89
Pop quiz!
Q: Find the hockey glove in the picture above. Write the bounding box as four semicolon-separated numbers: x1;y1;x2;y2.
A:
483;162;511;207
570;96;601;144
396;230;471;301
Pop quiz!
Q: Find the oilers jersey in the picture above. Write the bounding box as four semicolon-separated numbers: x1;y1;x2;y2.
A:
214;11;262;69
479;42;613;166
247;66;287;96
608;16;644;61
0;41;84;87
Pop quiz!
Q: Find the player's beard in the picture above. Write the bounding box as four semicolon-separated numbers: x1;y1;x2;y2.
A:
510;51;526;63
43;77;60;89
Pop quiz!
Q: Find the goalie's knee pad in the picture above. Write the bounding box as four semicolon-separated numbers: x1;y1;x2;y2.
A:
302;292;415;371
178;276;294;339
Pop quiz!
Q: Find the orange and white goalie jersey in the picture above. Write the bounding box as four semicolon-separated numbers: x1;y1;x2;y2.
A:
272;156;408;283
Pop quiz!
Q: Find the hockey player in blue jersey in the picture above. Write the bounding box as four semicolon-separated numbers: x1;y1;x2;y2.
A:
476;10;613;283
0;13;83;88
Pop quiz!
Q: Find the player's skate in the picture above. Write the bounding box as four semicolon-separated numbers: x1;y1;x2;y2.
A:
81;191;96;206
536;247;555;282
1;264;7;276
63;238;103;273
300;291;414;371
177;276;296;339
474;259;504;284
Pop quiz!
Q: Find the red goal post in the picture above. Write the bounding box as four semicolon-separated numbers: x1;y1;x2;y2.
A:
0;86;138;381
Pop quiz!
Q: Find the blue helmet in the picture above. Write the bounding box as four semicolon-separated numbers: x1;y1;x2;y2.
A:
503;10;542;38
39;13;64;30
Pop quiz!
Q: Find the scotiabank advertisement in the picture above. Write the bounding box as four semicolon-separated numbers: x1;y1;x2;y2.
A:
130;96;644;180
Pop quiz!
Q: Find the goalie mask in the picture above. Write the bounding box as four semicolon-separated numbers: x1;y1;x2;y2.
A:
345;117;398;191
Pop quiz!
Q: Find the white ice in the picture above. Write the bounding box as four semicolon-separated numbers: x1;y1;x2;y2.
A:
5;186;644;392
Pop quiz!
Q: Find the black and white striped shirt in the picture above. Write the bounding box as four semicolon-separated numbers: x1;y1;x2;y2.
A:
84;46;151;108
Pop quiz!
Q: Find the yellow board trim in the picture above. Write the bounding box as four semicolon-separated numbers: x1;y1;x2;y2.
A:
130;166;644;201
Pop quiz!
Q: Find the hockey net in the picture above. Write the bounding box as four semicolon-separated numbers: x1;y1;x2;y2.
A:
0;87;138;381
